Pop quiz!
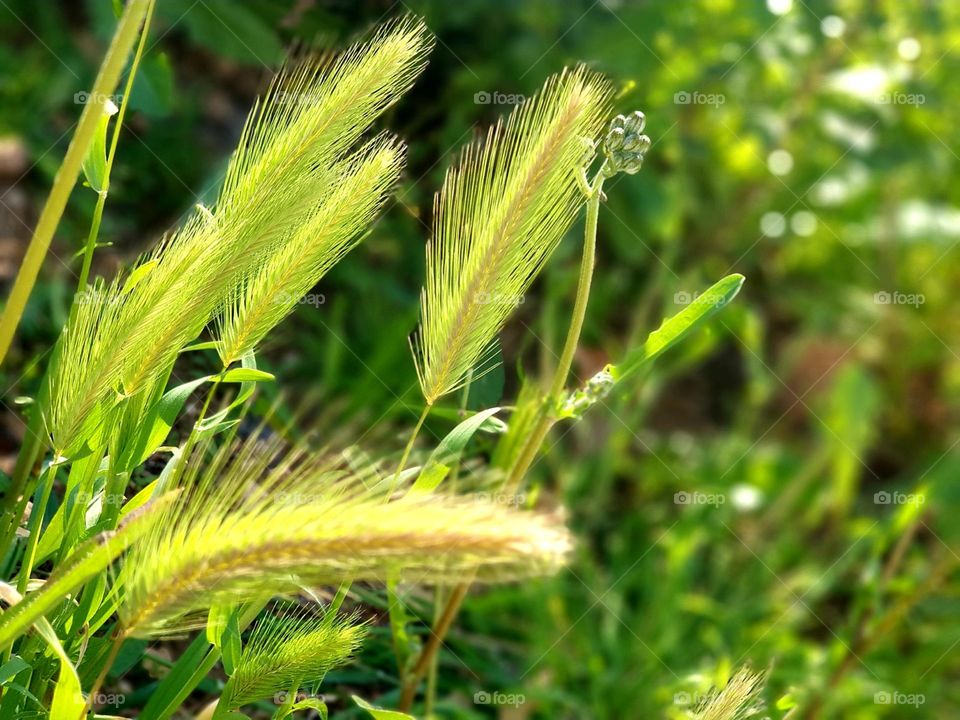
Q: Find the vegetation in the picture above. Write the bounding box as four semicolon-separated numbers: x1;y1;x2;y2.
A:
0;1;955;718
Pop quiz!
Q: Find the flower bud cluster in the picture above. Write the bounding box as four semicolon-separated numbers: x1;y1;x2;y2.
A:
601;111;651;177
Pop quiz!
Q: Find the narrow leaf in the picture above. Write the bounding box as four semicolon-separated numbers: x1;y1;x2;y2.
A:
619;274;744;379
410;407;501;493
0;493;175;651
219;368;275;383
353;696;414;719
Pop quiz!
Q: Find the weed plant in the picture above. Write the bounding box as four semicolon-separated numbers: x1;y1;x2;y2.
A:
0;6;747;719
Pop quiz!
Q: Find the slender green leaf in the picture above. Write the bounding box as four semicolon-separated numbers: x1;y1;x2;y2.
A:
353;696;414;719
219;368;275;383
410;407;501;494
34;618;84;719
618;273;745;380
81;100;117;193
0;657;29;685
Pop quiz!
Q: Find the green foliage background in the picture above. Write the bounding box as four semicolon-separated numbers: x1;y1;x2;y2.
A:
0;0;957;717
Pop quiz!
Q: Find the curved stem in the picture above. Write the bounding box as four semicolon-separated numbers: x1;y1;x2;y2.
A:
76;0;155;291
81;627;125;719
390;403;431;495
504;173;604;490
398;581;470;712
0;0;152;366
400;174;606;712
15;459;59;594
77;193;107;291
176;374;223;480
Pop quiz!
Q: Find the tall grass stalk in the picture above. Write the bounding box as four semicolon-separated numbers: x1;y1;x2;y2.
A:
399;113;651;710
0;0;153;365
77;0;157;290
504;165;606;490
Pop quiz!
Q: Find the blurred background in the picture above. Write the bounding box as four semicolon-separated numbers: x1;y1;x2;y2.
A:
0;0;958;717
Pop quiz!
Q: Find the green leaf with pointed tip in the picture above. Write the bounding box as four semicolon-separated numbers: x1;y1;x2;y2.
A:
616;274;744;381
181;341;219;352
207;605;242;676
122;259;159;295
353;696;415;719
219;368;275;383
121;376;208;469
777;693;797;710
33;618;84;719
410;407;501;494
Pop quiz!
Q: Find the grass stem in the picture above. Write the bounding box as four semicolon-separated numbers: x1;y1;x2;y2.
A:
0;0;153;366
398;170;606;711
398;581;469;711
81;627;125;719
391;403;431;493
76;0;155;291
15;459;58;595
504;171;604;490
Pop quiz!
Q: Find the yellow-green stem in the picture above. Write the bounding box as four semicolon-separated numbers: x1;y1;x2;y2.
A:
504;172;604;490
15;459;59;595
81;627;125;719
398;580;470;711
391;403;431;494
76;0;155;291
175;374;223;486
0;0;152;366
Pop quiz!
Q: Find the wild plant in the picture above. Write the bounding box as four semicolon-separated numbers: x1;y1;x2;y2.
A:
0;6;745;719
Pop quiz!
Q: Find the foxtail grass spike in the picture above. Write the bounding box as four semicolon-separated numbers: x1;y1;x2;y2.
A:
43;19;432;454
215;135;405;366
118;435;571;637
413;66;612;404
220;606;364;710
